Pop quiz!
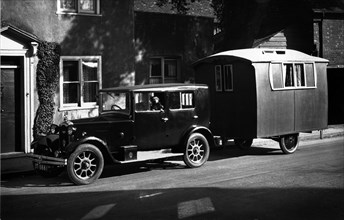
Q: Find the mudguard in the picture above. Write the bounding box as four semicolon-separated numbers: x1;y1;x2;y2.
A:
177;126;215;151
65;136;119;164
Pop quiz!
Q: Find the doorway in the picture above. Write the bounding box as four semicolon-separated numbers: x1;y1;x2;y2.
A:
1;56;24;153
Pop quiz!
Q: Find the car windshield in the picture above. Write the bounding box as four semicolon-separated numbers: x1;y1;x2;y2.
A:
101;91;130;115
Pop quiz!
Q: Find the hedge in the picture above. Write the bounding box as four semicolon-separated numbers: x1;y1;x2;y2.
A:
33;41;61;139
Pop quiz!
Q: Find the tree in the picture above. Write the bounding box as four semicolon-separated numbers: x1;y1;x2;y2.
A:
155;0;341;51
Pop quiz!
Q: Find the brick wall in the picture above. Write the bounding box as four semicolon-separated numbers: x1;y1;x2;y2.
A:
314;18;344;67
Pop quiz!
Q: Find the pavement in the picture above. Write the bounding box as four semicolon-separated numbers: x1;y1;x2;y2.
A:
1;124;343;176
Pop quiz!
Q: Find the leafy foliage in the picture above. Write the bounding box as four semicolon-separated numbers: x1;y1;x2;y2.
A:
33;41;61;138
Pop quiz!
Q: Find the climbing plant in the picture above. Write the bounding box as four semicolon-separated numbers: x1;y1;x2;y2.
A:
33;41;61;139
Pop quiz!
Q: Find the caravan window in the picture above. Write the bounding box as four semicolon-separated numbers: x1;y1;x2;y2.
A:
305;63;316;87
270;62;316;90
283;63;294;87
215;65;233;92
223;65;234;91
215;65;222;91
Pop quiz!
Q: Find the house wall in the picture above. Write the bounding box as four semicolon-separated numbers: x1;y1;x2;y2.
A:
1;0;135;123
134;11;214;84
314;16;344;124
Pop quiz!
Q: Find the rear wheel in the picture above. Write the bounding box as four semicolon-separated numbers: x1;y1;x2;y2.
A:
183;133;210;168
67;144;104;185
235;138;253;150
279;134;299;154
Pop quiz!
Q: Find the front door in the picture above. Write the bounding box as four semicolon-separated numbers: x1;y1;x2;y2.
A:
1;56;23;153
134;91;167;150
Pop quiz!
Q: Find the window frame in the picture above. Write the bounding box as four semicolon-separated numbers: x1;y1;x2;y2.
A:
215;64;233;92
149;56;180;83
59;56;102;110
215;65;223;92
56;0;101;16
223;64;234;92
269;62;317;91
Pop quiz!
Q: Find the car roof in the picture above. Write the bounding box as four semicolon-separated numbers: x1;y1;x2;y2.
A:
99;83;208;93
193;48;329;65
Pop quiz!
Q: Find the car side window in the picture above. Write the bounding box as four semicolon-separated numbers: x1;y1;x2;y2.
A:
181;92;194;108
135;92;165;111
169;92;181;109
169;92;195;110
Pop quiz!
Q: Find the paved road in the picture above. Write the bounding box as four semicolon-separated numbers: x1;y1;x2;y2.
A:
1;137;343;220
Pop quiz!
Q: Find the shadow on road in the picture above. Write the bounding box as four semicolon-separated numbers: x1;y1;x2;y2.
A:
1;186;343;220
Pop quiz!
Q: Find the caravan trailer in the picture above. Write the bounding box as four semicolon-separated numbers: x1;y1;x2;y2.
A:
193;48;328;154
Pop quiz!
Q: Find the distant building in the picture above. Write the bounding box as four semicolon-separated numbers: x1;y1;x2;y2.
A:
134;0;214;84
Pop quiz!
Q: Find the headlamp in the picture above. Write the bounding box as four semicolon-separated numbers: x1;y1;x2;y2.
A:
50;124;59;134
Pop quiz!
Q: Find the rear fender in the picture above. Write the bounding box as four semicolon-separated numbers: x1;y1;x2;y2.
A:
65;137;118;164
177;126;215;152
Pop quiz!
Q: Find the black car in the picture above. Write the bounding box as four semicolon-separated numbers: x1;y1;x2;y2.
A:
30;84;213;185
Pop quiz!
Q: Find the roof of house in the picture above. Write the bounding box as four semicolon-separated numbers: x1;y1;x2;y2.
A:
1;24;39;42
194;48;329;65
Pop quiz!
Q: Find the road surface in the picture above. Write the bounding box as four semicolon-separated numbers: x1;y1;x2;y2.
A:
1;137;343;219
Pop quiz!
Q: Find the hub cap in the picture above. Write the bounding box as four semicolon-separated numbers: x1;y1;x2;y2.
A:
187;139;205;164
73;151;98;180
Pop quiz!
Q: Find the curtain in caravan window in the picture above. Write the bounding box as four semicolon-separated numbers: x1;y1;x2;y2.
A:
283;63;294;87
295;64;305;87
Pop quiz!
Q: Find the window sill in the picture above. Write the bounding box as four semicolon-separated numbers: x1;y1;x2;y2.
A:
59;105;99;111
56;11;102;17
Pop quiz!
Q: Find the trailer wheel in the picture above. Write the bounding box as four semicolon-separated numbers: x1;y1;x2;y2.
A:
67;144;104;185
183;133;210;168
235;138;253;150
279;134;299;154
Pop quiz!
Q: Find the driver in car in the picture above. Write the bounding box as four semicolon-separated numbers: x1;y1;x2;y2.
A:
150;96;164;111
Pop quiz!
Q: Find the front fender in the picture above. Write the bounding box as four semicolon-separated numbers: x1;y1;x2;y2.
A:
65;136;118;164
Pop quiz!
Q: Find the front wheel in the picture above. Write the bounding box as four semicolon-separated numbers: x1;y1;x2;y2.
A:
279;133;299;154
67;144;104;185
183;133;210;168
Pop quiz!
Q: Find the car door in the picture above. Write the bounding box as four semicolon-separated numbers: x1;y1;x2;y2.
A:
133;91;168;150
165;91;197;146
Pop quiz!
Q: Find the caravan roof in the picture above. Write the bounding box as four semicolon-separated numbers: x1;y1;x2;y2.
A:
194;48;329;64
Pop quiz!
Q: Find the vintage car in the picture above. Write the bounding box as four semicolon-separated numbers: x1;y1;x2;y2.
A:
30;84;213;185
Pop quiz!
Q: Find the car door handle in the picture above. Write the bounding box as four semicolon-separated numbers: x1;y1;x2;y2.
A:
161;117;169;122
193;115;199;119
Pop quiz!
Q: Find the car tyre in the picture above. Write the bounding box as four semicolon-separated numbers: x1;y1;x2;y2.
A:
235;138;253;150
67;144;104;185
183;133;210;168
279;133;299;154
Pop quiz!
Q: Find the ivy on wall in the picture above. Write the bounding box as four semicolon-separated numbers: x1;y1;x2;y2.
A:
33;41;61;139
